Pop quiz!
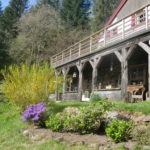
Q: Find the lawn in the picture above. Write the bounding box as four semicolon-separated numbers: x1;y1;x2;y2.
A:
112;101;150;115
0;100;90;150
1;97;150;150
51;100;150;115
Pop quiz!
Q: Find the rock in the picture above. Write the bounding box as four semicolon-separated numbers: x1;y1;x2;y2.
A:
133;115;150;123
23;130;29;136
63;107;80;116
88;143;100;149
143;145;150;149
104;111;129;125
31;134;45;142
54;136;64;142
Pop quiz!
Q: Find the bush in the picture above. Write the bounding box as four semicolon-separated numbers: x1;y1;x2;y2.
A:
71;106;103;134
46;113;67;131
22;102;47;127
0;63;63;109
46;100;113;134
106;120;133;143
90;93;102;103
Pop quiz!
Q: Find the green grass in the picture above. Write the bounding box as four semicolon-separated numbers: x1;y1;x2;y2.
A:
50;100;150;115
0;101;91;150
47;101;89;114
113;101;150;115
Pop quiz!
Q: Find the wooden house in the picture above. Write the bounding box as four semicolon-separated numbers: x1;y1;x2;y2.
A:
51;0;150;102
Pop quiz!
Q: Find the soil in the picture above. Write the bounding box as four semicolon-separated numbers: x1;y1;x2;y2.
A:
22;110;150;150
23;126;137;150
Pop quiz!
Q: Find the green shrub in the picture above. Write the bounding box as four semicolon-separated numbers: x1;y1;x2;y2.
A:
0;63;63;109
72;106;103;134
90;93;102;103
106;120;133;143
46;113;67;131
46;100;113;134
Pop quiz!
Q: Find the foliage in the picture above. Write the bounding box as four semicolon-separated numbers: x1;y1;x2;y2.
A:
0;63;63;109
92;0;121;31
106;120;133;143
60;0;91;29
22;102;47;127
46;113;66;131
10;6;62;64
46;99;113;134
90;93;102;103
2;0;28;39
65;106;103;134
0;99;91;150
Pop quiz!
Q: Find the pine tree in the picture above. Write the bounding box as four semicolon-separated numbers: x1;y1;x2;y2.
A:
37;0;60;10
60;0;91;29
92;0;121;31
3;0;28;38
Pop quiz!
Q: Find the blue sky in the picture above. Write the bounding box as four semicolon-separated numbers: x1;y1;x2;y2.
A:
1;0;37;9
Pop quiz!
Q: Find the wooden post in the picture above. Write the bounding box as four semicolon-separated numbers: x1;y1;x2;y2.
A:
104;29;106;46
54;70;59;101
70;48;72;60
92;66;98;91
121;48;128;101
122;19;125;39
78;68;83;100
63;74;67;94
79;43;81;56
62;67;69;100
148;54;150;99
145;6;148;29
90;36;92;52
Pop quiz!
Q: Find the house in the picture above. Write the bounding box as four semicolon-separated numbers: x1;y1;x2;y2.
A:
51;0;150;102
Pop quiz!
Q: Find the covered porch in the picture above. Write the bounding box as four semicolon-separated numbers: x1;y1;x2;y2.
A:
60;41;150;102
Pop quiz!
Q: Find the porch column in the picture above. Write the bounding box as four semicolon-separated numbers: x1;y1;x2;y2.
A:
114;49;128;101
54;69;59;101
90;57;101;91
92;66;98;91
62;74;67;94
62;67;69;98
121;58;128;101
138;42;150;99
76;62;84;100
78;68;83;100
148;54;150;98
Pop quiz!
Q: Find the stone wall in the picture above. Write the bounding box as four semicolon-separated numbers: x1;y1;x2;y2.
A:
62;92;79;101
94;89;122;101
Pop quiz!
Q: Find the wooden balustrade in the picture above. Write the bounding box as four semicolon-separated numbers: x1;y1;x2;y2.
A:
51;4;150;67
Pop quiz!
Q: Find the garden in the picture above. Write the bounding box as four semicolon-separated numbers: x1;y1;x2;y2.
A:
1;63;150;150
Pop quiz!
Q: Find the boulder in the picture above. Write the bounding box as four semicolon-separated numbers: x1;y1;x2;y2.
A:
63;107;80;116
104;111;130;125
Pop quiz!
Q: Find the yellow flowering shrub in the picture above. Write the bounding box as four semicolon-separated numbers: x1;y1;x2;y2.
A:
0;63;63;109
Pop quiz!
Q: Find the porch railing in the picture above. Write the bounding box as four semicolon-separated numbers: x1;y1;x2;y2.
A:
51;4;150;67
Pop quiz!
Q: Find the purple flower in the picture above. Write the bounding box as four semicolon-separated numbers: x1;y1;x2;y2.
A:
22;102;46;126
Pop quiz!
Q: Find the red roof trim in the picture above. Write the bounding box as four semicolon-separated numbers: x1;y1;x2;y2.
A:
105;0;128;26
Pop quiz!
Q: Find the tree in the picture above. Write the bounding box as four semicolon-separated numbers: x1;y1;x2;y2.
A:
60;0;91;29
37;0;60;10
0;1;11;70
92;0;121;31
10;6;63;64
2;0;28;39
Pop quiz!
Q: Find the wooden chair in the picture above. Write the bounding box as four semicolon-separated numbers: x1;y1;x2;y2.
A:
127;85;145;103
